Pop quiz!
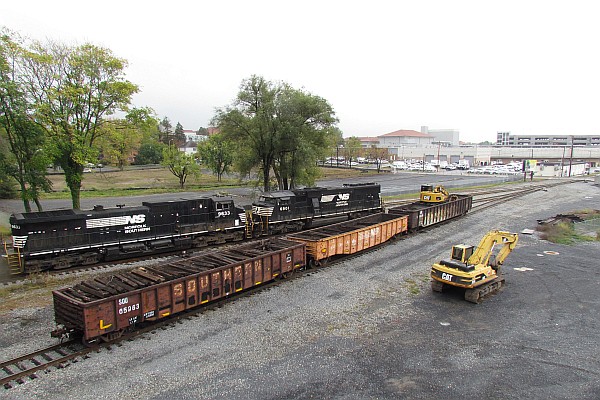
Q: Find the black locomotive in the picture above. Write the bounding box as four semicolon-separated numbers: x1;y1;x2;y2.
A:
7;183;382;273
250;183;382;234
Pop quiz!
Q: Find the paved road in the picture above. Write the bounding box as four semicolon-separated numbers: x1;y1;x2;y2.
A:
0;171;520;215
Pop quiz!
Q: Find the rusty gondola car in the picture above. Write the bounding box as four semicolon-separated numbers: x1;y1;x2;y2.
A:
286;213;408;266
52;239;306;343
387;194;472;230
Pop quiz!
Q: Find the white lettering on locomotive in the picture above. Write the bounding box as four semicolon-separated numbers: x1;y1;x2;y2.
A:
124;225;151;233
321;193;350;203
86;214;147;229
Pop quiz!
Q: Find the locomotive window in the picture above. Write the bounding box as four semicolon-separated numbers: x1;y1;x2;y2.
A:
216;203;230;210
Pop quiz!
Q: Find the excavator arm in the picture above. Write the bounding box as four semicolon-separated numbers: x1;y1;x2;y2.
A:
467;230;519;268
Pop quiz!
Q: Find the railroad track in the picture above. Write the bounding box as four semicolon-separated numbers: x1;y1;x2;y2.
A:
469;181;574;213
0;255;318;390
0;179;580;389
0;340;88;389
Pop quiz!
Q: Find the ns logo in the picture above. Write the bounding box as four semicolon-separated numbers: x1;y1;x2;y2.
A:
124;214;146;224
338;193;350;200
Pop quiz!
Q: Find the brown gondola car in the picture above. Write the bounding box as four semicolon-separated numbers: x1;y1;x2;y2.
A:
52;239;306;343
286;213;408;265
387;194;472;230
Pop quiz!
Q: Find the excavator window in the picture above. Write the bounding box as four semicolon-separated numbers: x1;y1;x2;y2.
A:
451;245;474;263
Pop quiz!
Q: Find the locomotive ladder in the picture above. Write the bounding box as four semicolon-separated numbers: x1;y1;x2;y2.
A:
3;241;22;275
245;210;254;238
7;252;23;275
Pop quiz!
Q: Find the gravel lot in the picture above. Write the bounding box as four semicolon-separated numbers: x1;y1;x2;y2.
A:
1;179;599;399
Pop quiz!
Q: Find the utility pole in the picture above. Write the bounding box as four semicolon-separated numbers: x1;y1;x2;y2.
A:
560;146;566;177
568;136;574;177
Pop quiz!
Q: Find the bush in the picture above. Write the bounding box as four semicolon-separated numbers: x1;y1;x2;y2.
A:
0;172;17;199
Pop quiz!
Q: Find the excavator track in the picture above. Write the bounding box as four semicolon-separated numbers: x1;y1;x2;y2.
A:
431;280;445;293
464;276;505;304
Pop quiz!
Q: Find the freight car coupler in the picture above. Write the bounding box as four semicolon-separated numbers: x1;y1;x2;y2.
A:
50;327;69;339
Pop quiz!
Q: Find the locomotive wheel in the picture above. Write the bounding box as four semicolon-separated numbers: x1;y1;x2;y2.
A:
53;259;71;270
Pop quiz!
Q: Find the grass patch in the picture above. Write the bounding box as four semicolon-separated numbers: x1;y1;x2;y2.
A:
39;166;371;200
0;273;58;312
537;221;599;244
403;278;421;295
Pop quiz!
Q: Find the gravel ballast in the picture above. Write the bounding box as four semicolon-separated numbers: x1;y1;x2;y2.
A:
1;180;599;399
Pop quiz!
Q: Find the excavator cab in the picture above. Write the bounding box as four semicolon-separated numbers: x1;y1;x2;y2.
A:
450;244;474;264
420;185;451;203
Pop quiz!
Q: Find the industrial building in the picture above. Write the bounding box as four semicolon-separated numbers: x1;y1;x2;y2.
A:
497;132;600;147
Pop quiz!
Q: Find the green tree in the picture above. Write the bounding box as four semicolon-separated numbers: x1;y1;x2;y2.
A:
134;142;164;165
345;136;362;169
0;140;18;199
198;133;233;181
161;145;200;188
159;117;172;144
367;145;389;173
97;107;158;170
0;30;52;211
213;75;338;191
174;122;186;146
21;40;138;209
273;88;338;189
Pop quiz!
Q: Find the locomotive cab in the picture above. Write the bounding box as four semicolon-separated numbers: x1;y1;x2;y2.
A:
212;197;245;228
253;191;297;222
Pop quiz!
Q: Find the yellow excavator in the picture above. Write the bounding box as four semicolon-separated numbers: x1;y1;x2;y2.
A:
419;185;457;203
430;230;519;303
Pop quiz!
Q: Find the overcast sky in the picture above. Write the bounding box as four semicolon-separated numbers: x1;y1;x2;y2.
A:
2;1;599;143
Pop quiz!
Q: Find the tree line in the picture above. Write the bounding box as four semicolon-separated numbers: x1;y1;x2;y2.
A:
0;28;345;211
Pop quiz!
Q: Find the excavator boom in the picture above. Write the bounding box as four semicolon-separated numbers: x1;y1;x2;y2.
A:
467;230;519;267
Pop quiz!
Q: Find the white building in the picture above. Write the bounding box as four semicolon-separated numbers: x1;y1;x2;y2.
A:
376;130;434;147
183;129;208;143
179;141;198;155
421;126;460;146
535;162;587;177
